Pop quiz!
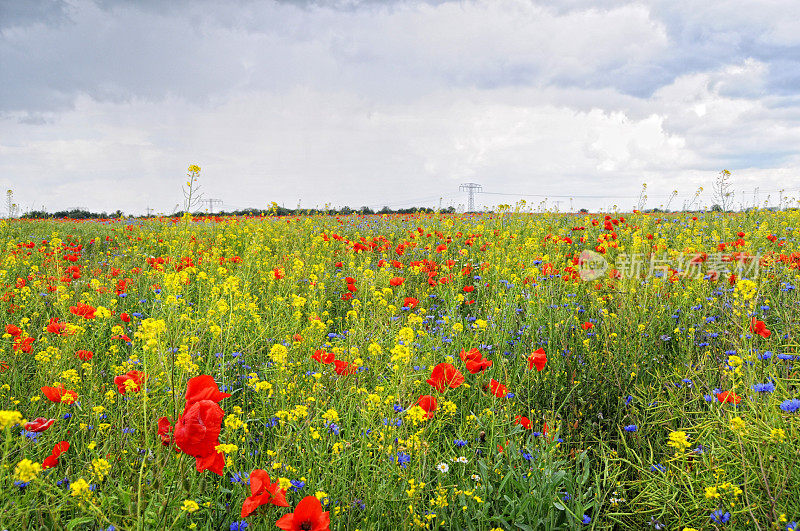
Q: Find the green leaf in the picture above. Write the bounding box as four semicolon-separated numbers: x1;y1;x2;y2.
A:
66;517;95;530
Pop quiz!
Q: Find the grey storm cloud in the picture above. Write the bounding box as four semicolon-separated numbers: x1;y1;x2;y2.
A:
1;0;800;214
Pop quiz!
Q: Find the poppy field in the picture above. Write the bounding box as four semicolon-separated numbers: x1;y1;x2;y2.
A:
0;209;799;530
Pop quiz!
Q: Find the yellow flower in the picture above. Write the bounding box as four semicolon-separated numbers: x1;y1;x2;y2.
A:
667;431;690;453
270;344;288;364
70;478;92;499
92;458;111;481
729;416;746;435
215;443;239;454
181;500;200;513
322;409;339;423
705;486;719;499
0;410;23;429
771;428;786;441
14;459;41;483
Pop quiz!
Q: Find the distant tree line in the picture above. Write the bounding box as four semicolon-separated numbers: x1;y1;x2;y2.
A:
22;209;124;219
20;206;457;219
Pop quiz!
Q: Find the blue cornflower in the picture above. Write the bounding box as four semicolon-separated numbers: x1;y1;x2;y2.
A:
786;521;797;531
396;452;411;468
352;499;366;510
230;472;249;485
710;509;731;524
582;514;591;524
229;521;249;531
623;425;638;432
777;353;795;361
22;430;41;442
779;398;800;413
650;464;666;473
454;439;468;447
290;479;305;492
625;395;634;406
752;383;775;393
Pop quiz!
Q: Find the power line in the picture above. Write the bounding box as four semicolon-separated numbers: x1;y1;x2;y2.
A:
459;183;482;212
479;191;659;200
203;198;223;214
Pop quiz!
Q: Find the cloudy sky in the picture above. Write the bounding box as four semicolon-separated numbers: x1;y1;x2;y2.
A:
2;0;800;215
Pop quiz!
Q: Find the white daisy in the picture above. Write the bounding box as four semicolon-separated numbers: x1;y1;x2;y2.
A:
436;462;449;473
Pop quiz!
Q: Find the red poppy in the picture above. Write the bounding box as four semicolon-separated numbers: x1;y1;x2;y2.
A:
184;375;232;405
527;348;547;371
459;348;492;374
273;268;284;280
581;322;594;330
463;285;474;293
46;318;69;335
489;378;508;398
41;441;69;470
174;400;226;475
41;386;78;404
120;312;131;323
750;318;771;338
157;417;174;446
402;297;419;309
5;324;21;337
76;349;94;361
114;370;146;394
312;350;335;364
292;334;303;342
426;363;464;392
416;395;437;419
13;336;34;353
716;391;741;404
24;417;55;432
333;359;356;375
389;277;405;287
275;495;331;531
69;303;97;319
172;375;230;475
240;469;290;517
514;415;532;430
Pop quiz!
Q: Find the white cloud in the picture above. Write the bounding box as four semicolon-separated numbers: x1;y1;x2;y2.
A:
2;0;800;214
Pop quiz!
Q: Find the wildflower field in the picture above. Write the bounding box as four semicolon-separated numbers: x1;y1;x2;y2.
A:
1;210;799;531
